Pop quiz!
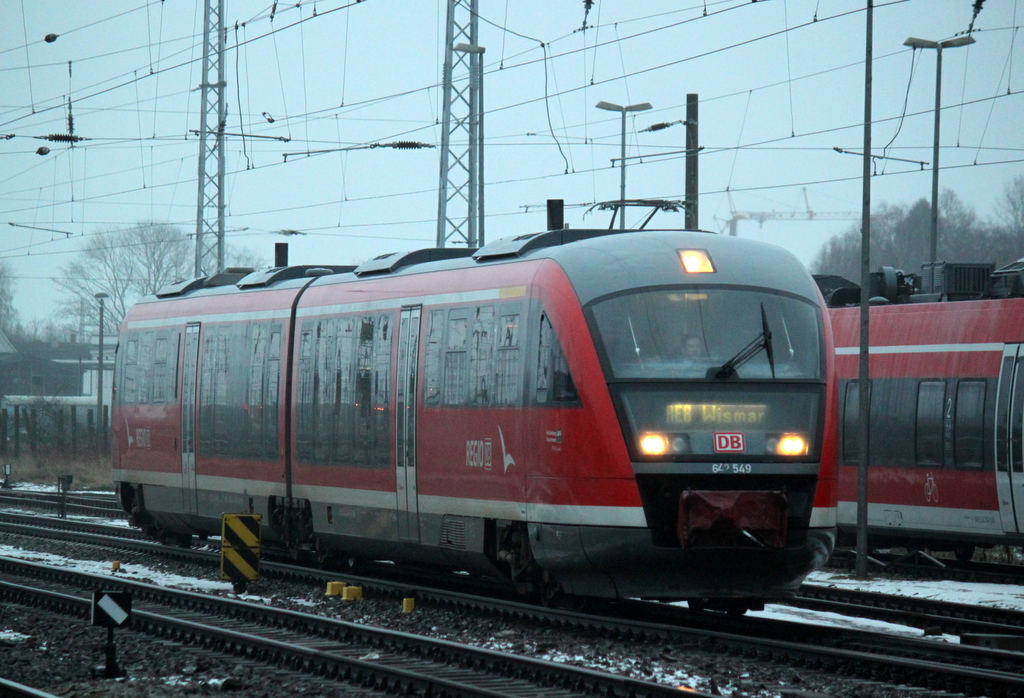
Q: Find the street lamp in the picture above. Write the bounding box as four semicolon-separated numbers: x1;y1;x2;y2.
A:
903;34;975;265
596;100;653;229
94;292;108;452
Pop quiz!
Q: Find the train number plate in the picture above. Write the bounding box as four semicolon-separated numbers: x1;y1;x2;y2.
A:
713;432;745;453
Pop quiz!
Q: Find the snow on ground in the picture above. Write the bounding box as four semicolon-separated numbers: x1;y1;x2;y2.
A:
803;569;1024;612
740;568;1024;645
0;544;270;601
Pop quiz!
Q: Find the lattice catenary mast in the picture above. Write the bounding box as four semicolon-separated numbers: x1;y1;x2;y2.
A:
194;0;227;276
436;0;483;248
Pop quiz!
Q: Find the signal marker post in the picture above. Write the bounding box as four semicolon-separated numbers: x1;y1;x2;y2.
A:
91;590;131;678
220;513;261;593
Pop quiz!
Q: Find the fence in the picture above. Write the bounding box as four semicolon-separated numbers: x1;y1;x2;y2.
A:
0;403;109;457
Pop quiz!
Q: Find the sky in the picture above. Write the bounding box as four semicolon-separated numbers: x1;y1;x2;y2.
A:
1;0;1023;328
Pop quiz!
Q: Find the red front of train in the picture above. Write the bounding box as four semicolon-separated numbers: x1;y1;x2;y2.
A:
113;229;838;607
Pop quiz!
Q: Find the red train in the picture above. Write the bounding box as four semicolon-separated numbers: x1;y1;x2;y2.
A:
827;262;1024;559
112;228;839;611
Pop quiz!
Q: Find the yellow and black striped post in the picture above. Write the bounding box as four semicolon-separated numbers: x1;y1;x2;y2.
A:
220;513;261;593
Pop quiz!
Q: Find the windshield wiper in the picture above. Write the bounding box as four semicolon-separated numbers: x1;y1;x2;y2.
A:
709;304;776;379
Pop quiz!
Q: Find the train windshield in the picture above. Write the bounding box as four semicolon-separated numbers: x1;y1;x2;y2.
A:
589;287;823;381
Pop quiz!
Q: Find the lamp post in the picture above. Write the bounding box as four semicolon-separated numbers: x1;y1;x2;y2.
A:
903;34;975;265
94;292;108;452
596;100;652;229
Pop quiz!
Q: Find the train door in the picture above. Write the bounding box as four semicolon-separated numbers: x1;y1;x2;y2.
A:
395;306;422;542
181;323;200;516
996;344;1024;533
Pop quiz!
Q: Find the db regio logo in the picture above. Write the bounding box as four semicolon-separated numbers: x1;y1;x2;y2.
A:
714;432;745;453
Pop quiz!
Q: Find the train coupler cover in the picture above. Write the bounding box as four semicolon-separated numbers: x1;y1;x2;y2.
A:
677;490;788;549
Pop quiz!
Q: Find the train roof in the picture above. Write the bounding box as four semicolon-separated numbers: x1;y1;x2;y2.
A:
147;228;820;308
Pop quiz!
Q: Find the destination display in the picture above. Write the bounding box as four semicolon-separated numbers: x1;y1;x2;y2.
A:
665;403;767;427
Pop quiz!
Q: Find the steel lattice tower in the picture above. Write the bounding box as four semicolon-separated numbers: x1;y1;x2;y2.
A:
194;0;227;277
436;0;483;248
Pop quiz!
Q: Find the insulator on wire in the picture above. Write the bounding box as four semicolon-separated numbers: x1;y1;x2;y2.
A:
45;134;84;143
44;33;58;43
36;147;51;156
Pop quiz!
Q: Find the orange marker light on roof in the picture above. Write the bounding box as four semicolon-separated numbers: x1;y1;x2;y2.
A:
679;249;715;273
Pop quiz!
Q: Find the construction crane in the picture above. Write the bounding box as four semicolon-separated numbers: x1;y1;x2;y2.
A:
722;188;858;236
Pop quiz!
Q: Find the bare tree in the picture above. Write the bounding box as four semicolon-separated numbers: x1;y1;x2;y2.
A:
997;174;1024;243
56;222;191;331
812;191;1001;280
0;260;18;334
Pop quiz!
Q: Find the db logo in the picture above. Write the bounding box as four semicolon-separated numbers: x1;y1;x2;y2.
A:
714;432;745;453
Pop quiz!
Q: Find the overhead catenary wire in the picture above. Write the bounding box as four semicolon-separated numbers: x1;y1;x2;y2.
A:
3;82;1020;228
4;0;1015;249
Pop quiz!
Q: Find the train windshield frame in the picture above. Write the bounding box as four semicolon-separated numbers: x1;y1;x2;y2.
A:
586;285;825;382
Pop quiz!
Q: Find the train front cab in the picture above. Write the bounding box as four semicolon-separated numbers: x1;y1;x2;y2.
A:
533;236;838;605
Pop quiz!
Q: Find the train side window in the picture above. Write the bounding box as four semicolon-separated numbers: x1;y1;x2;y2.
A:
152;335;168;403
870;378;915;467
842;380;863;463
297;328;315;460
536;313;579;405
494;307;522;406
370;313;392;467
199;324;232;457
335;317;356;464
996;356;1014;473
954;380;986;469
916;381;945;466
469;305;495;406
265;328;281;459
122;336;139;404
137;332;155;404
444;310;469;406
313;319;336;463
245;324;268;459
423;310;445;406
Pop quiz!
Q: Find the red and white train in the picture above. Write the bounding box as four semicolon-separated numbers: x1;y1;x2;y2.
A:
828;263;1024;559
112;228;838;610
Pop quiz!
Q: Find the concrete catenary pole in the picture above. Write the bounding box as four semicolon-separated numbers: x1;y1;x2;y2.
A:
685;94;699;230
856;0;874;579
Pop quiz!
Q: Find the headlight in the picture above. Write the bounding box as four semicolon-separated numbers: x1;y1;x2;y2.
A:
639;433;670;455
769;433;808;456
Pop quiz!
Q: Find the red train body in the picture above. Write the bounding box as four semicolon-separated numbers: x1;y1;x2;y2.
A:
113;228;838;608
828;265;1024;558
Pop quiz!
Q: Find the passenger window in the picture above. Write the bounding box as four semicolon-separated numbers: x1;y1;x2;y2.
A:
916;381;945;466
842;381;860;463
469;306;495;405
536;313;579;405
423;310;445;406
443;310;469;406
494;309;522;406
122;338;139;404
153;336;168;403
954;380;986;469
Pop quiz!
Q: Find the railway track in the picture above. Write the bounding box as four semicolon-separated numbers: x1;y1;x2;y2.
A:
0;490;122;519
828;548;1024;585
0;555;714;698
3;510;1024;696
